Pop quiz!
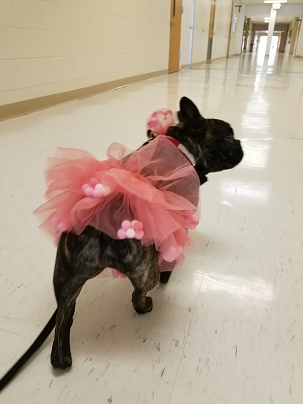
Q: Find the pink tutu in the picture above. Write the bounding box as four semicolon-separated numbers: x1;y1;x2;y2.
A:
35;136;200;278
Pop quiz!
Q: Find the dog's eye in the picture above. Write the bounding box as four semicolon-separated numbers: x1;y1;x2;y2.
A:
225;131;233;141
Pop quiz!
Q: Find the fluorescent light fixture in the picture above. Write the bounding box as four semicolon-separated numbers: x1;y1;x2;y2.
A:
264;0;287;2
272;3;281;8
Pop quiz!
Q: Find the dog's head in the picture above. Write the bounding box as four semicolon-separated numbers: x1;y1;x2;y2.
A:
167;97;243;181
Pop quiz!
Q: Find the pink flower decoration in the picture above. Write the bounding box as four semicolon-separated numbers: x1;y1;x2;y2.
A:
118;220;144;240
57;222;69;232
51;216;60;227
117;229;126;239
146;108;175;136
162;245;184;262
184;211;200;226
162;252;175;262
82;183;90;192
122;220;131;230
84;186;94;196
51;217;71;233
126;228;136;238
82;179;111;199
89;178;98;187
134;221;143;231
93;189;103;198
191;214;199;224
177;245;183;254
135;230;144;240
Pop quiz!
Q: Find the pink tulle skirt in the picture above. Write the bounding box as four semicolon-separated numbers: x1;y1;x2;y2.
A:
35;136;200;278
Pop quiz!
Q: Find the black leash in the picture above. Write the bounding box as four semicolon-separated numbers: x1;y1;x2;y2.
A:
0;309;57;392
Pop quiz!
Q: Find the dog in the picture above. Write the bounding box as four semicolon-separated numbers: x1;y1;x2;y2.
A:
0;97;243;389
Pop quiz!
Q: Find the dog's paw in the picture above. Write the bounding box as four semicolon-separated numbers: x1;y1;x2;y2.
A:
133;296;153;314
160;271;172;284
51;350;72;369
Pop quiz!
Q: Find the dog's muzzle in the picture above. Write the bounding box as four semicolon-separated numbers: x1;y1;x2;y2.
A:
225;140;244;169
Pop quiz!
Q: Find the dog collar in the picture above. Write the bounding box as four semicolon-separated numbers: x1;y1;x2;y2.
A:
165;136;196;167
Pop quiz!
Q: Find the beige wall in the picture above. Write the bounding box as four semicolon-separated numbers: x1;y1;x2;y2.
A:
289;17;300;54
0;0;170;106
0;0;248;110
212;0;232;60
295;18;303;56
191;0;210;64
285;18;295;54
229;4;246;56
181;0;242;67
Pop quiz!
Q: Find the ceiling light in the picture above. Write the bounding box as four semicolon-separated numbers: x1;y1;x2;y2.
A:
264;0;287;3
272;3;281;8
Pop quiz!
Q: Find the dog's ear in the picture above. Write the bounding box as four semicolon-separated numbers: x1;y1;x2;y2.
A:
179;97;204;127
177;111;183;122
147;129;154;139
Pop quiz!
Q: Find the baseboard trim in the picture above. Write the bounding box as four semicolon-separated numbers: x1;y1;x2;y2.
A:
181;63;190;69
211;56;227;62
191;61;207;68
0;69;168;122
191;56;230;68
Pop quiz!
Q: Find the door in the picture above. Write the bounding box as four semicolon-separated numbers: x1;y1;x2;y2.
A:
207;0;217;63
168;0;182;73
226;1;234;58
278;32;284;52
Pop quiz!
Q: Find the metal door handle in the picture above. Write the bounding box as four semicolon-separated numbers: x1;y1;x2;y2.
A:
170;20;175;26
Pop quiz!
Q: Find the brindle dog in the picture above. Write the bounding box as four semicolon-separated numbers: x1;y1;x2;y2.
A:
0;97;243;390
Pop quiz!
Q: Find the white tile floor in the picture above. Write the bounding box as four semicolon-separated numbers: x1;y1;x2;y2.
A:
1;52;303;404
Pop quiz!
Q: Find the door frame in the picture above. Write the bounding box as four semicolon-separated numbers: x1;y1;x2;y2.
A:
189;0;196;68
168;0;183;73
226;1;234;58
206;0;217;64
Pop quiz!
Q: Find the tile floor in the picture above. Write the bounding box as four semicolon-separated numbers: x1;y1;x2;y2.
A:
1;52;303;404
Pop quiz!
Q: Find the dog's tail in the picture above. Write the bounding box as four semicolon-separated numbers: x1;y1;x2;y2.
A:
0;309;57;392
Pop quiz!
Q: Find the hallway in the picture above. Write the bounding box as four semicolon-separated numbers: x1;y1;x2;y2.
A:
1;52;303;404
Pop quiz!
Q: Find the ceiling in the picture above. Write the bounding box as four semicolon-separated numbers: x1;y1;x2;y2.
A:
243;3;303;25
250;16;295;23
241;0;303;4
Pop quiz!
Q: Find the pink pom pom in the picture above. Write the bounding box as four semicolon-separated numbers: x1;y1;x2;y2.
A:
177;245;183;254
82;183;90;192
57;221;69;232
168;246;176;255
103;185;111;196
184;211;193;222
135;230;144;240
117;229;126;239
84;186;94;196
122;220;131;230
51;216;60;227
192;214;199;223
95;183;104;191
133;221;143;231
126;228;136;238
93;189;103;198
162;252;175;262
163;246;177;262
89;178;98;187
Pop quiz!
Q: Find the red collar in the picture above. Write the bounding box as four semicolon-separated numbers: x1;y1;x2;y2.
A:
165;137;196;167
